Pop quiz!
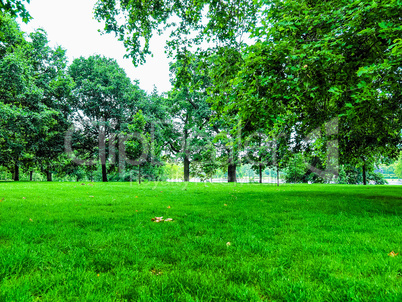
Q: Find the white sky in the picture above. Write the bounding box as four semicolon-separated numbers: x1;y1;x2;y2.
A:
19;0;172;94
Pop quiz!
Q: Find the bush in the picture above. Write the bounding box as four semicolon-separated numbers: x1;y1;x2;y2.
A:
337;164;388;185
338;165;348;184
284;153;307;183
368;172;388;185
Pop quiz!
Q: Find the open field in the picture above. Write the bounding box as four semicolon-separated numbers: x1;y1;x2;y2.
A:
0;182;402;301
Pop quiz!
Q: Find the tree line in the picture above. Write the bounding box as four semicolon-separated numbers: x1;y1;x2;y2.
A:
1;0;401;184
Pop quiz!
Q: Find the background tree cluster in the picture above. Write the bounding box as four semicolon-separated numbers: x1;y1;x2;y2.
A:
94;0;402;184
1;0;401;184
0;11;169;182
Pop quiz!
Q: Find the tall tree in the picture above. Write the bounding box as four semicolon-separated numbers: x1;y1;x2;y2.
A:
207;0;402;184
167;50;214;181
123;110;148;184
0;14;58;180
263;0;401;184
119;88;170;182
27;29;74;181
69;55;144;182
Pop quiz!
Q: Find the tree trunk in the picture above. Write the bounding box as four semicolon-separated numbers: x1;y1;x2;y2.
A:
30;171;33;181
184;155;190;182
99;123;108;182
258;139;262;184
362;162;367;185
259;164;262;184
228;163;237;183
46;171;52;182
102;164;108;182
183;115;190;182
14;163;19;181
138;165;141;184
277;164;280;187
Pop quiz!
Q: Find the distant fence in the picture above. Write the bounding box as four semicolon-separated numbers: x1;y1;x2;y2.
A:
167;177;284;184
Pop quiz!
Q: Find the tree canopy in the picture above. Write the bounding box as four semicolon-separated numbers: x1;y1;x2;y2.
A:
0;0;401;184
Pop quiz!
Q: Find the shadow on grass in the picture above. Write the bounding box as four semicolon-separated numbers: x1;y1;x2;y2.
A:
231;186;402;217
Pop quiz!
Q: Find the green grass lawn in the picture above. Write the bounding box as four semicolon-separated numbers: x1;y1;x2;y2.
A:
0;182;401;301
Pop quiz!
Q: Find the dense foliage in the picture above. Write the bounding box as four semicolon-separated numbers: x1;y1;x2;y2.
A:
92;0;401;184
1;0;401;183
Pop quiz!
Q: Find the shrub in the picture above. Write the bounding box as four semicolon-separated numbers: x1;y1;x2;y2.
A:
368;172;388;185
284;153;307;183
338;165;348;184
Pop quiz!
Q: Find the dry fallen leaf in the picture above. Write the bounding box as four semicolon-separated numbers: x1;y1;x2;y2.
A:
389;251;399;257
152;216;164;223
150;269;162;276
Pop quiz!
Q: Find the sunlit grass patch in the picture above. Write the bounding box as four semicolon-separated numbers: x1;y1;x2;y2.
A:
0;182;401;301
